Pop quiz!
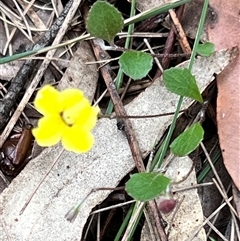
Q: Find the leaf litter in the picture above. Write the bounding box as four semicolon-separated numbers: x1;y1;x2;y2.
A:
0;47;237;240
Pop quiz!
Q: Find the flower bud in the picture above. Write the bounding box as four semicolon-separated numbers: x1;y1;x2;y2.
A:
159;199;176;214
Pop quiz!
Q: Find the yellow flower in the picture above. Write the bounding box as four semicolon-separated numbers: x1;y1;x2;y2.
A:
32;85;99;153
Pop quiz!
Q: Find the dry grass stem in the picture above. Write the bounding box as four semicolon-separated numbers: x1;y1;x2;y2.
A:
186;196;233;241
144;38;164;73
205;218;228;241
90;200;135;215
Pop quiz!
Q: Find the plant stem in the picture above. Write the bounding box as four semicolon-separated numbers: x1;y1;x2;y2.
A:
188;0;209;71
156;96;183;169
106;0;136;114
153;0;210;170
124;0;192;26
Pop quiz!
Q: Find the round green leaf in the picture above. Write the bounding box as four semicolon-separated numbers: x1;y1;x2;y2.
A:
86;1;124;44
125;173;171;201
196;42;215;57
163;67;203;102
170;122;204;156
119;51;153;80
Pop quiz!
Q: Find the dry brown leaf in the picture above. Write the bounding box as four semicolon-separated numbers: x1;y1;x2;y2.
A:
58;41;98;100
208;0;240;190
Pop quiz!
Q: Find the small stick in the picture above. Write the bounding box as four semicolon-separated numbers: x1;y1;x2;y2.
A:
153;5;185;79
168;8;191;54
121;201;146;241
65;187;125;222
171;182;213;193
205;218;228;241
102;109;185;119
90;200;135;215
144;38;164;73
144;208;158;241
212;178;238;217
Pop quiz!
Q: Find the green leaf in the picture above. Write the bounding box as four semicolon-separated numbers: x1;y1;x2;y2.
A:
86;1;124;44
170;122;204;156
196;42;215;57
163;67;203;102
125;173;171;201
119;51;153;80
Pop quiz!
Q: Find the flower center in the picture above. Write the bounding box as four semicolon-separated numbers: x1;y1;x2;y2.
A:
61;113;73;126
61;104;82;126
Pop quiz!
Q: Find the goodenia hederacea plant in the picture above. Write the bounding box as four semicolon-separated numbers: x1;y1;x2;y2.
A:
170;122;204;156
125;173;171;201
86;1;124;45
87;1;153;81
152;0;210;170
32;85;99;153
163;67;203;103
119;51;153;80
196;41;215;57
85;0;210;205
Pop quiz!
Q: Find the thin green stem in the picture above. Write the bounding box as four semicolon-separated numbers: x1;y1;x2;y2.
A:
197;150;221;183
106;0;136;114
125;0;136;48
152;0;210;170
114;203;134;241
188;0;209;71
0;33;92;65
124;0;192;26
156;96;183;169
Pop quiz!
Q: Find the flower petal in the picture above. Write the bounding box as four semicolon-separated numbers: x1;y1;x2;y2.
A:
61;89;84;110
34;85;63;115
75;105;99;131
62;98;90;126
61;126;94;153
32;116;65;146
